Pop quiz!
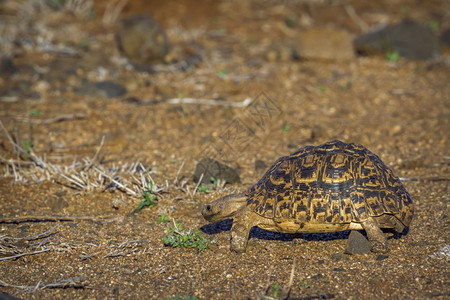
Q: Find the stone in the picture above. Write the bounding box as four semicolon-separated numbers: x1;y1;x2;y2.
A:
193;157;240;185
254;159;267;173
440;28;450;48
293;27;355;61
354;19;440;60
75;80;127;98
116;14;169;65
345;230;372;255
0;56;18;75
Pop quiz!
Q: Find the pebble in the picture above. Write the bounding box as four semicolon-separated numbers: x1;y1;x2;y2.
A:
254;159;267;173
193;157;240;185
0;56;18;75
75;80;127;98
354;19;440;60
116;14;169;65
344;231;371;255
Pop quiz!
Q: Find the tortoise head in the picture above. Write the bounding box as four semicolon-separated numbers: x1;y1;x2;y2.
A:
202;193;247;222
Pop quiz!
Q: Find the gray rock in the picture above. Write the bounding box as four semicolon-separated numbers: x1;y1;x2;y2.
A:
193;158;240;185
0;56;18;75
354;19;440;60
254;159;267;173
116;14;169;65
440;28;450;47
75;80;127;98
345;230;371;255
0;292;23;300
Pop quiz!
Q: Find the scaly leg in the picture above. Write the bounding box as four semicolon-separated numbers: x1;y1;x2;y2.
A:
230;207;251;253
361;217;388;253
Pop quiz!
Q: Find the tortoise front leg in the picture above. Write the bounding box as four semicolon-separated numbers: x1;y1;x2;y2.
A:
361;216;388;253
230;207;251;253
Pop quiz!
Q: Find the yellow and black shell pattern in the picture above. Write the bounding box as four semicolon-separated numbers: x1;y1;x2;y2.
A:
246;140;414;227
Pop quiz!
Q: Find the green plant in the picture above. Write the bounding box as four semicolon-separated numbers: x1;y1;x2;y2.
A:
299;282;311;288
216;69;229;78
47;0;67;10
318;85;326;93
198;177;218;192
157;213;170;224
284;16;297;27
429;20;440;32
23;139;33;159
197;185;210;193
29;109;42;117
271;283;281;298
163;221;210;251
385;50;400;62
282;124;291;132
131;182;158;214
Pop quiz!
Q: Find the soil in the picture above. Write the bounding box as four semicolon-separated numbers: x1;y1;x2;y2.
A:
0;0;449;299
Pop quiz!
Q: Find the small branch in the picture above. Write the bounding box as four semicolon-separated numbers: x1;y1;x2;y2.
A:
173;160;185;185
0;119;46;169
15;225;58;241
192;173;204;197
0;248;50;261
0;276;89;290
140;97;252;107
14;113;87;124
94;167;138;196
0;157;35;167
84;135;105;171
0;215;120;224
345;5;369;32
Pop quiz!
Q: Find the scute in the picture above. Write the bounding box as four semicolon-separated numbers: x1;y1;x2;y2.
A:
246;140;414;228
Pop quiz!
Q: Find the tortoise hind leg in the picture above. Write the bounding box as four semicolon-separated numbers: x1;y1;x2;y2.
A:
230;207;251;253
361;217;388;253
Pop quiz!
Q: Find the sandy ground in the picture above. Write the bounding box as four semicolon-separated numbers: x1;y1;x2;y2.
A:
0;0;449;299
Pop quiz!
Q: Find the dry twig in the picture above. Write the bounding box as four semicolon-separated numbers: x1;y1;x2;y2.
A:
0;215;120;224
140;97;252;107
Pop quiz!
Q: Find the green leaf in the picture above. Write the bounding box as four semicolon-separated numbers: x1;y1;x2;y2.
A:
29;109;42;117
282;124;291;132
385;50;400;63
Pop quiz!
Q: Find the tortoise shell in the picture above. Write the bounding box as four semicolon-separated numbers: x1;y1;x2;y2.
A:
246;140;413;227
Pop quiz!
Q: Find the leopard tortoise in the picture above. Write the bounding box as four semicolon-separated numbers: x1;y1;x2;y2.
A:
202;140;414;253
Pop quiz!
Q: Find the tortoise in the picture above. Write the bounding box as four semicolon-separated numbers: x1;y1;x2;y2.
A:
202;140;414;253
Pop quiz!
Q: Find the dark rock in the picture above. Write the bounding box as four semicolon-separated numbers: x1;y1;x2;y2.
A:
1;80;32;97
254;159;267;173
344;230;371;255
116;14;169;65
330;252;349;261
376;254;389;261
193;157;240;185
440;28;450;47
0;56;18;75
123;96;142;104
50;196;69;211
75;80;127;98
333;267;346;272
0;292;23;300
354;19;440;60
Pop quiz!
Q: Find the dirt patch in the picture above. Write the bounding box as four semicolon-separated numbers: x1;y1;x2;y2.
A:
0;0;449;299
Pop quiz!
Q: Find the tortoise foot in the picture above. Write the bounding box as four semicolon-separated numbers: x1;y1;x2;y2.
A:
370;241;388;253
230;231;248;253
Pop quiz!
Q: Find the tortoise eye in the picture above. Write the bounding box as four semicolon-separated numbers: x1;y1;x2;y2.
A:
206;204;212;211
